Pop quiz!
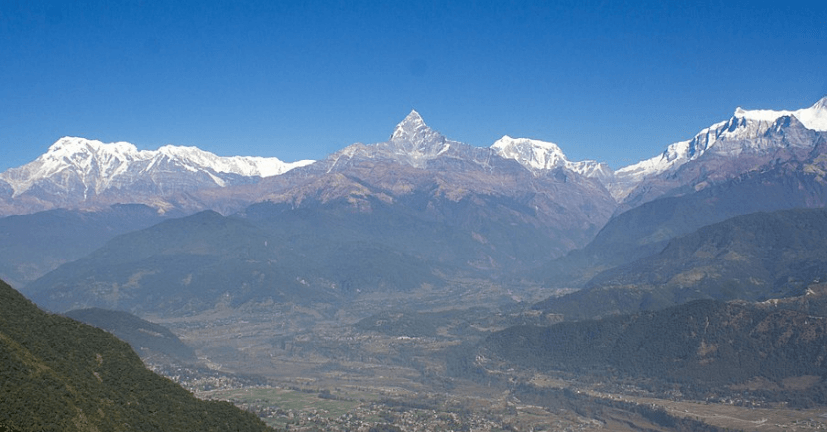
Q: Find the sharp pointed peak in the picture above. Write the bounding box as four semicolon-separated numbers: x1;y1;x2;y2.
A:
813;95;827;110
405;109;423;120
396;109;426;128
391;109;435;142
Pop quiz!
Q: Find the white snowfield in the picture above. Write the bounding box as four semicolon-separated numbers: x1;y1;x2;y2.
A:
734;96;827;131
0;137;314;197
490;135;611;181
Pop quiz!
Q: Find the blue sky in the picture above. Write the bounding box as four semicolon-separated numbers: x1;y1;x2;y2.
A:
1;0;826;172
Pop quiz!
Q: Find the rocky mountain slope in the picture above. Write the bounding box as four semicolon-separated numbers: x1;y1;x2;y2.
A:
532;145;827;288
254;111;618;253
611;96;827;208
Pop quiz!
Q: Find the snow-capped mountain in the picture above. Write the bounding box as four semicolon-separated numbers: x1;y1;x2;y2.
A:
489;96;827;205
25;111;622;315
315;110;490;173
0;137;313;214
491;136;568;171
323;110;614;183
491;136;613;182
4;97;825;218
610;96;827;203
388;110;454;161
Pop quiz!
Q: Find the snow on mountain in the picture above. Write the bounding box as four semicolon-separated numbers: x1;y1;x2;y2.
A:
491;136;567;170
0;137;314;199
568;159;614;182
613;119;729;182
491;136;612;181
611;96;827;200
5;97;825;215
320;110;473;172
734;96;827;131
385;110;455;162
331;112;614;183
155;144;314;178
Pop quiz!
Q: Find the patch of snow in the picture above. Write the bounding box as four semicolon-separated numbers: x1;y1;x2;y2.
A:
437;143;451;156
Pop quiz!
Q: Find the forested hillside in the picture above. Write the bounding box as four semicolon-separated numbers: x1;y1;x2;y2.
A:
65;308;197;364
482;299;827;405
0;279;270;432
536;207;827;319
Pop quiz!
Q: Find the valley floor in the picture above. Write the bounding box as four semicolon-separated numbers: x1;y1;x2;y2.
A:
142;284;827;432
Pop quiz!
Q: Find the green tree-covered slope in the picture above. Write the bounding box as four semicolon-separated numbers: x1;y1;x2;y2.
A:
484;300;827;392
65;308;197;364
0;279;270;432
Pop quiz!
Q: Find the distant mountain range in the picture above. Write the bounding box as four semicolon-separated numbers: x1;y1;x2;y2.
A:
0;136;313;215
535;207;827;320
4;97;825;219
10;96;827;319
613;98;827;209
0;204;169;288
18;111;620;314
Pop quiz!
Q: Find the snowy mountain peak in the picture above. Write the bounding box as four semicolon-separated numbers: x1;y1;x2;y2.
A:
390;109;430;141
618;97;827;184
733;96;827;131
403;109;424;124
48;136;141;156
0;137;315;204
491;136;568;170
610;97;827;203
491;135;613;181
385;110;452;160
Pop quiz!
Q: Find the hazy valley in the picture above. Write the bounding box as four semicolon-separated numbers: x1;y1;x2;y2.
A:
5;98;827;431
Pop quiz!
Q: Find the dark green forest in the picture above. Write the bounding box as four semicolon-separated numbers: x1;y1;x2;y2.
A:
65;307;197;363
0;279;270;432
536;207;827;320
482;299;827;405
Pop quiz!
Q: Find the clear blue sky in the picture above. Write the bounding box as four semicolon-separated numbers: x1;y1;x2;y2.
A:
1;0;826;172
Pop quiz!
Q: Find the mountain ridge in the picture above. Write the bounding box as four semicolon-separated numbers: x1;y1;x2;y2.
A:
2;97;825;218
535;207;827;320
0;136;314;215
611;97;827;205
